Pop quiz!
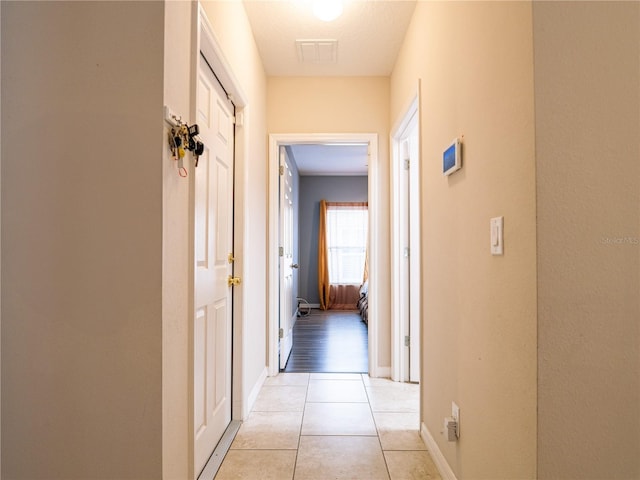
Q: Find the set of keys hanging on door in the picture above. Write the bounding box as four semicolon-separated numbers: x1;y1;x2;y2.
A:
169;122;205;177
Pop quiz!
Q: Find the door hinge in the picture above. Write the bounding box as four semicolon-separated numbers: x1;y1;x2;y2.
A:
404;335;410;347
404;247;410;258
279;328;284;338
404;158;410;170
279;246;284;257
279;165;284;175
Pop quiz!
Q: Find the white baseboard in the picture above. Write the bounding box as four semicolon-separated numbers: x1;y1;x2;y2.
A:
367;365;391;378
421;422;458;480
244;367;268;418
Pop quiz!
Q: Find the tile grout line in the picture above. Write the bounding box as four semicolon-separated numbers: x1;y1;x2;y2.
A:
291;374;310;480
362;373;393;480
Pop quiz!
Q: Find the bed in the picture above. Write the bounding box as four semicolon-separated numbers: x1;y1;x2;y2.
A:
357;281;369;325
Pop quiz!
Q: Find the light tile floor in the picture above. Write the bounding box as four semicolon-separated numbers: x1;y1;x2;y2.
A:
215;373;441;480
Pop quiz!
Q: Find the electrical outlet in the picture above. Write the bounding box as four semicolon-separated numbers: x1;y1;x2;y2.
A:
452;402;460;438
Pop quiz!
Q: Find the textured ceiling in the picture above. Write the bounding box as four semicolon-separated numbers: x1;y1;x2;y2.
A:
242;0;417;77
287;144;369;175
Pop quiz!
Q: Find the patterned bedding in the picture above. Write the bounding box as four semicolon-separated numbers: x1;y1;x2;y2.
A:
357;281;369;325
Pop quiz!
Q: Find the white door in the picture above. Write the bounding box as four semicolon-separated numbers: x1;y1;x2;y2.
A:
395;109;421;383
279;148;295;369
193;55;235;477
399;139;411;379
407;123;421;383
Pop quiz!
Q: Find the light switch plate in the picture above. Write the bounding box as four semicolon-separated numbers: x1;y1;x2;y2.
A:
163;105;181;127
452;402;460;438
490;216;504;255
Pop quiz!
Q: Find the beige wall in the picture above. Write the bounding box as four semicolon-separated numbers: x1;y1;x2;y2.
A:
1;1;269;478
1;2;164;478
267;76;392;368
391;2;537;478
534;2;640;478
0;3;3;475
162;1;192;478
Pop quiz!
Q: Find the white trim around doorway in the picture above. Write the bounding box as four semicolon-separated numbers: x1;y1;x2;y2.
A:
267;133;380;378
390;82;422;383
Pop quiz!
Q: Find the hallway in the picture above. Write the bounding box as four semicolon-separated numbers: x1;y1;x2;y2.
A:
215;373;439;479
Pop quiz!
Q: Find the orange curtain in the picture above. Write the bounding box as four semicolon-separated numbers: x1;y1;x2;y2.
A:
318;200;368;310
318;199;331;310
328;284;362;310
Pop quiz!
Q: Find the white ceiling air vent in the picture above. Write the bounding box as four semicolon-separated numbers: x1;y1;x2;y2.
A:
296;39;338;64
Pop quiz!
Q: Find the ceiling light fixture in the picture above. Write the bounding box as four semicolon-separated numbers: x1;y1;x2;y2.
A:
313;0;343;22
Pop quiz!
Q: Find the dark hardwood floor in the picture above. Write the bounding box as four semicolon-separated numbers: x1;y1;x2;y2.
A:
282;309;368;373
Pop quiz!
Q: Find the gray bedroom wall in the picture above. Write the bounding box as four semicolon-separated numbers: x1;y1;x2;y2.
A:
297;176;368;305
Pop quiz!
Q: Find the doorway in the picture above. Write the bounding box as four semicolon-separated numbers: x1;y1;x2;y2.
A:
192;53;235;475
267;133;381;377
191;7;248;479
391;92;421;383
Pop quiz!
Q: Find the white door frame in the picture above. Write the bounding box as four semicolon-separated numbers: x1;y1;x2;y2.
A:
390;84;422;382
190;5;248;476
267;133;380;377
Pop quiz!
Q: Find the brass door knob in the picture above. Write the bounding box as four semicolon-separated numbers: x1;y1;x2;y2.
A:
227;275;241;287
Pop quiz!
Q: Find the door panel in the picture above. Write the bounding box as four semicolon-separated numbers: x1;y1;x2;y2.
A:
194;55;234;477
213;299;228;406
194;307;207;435
195;155;210;266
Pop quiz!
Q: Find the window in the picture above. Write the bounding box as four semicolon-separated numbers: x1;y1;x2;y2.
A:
326;204;368;284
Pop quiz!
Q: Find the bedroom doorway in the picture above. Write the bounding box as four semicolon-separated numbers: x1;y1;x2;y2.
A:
267;133;381;377
391;92;421;383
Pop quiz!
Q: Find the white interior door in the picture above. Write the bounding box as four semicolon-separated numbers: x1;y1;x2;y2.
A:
407;123;421;383
193;55;235;477
399;139;411;379
279;148;295;369
394;108;421;383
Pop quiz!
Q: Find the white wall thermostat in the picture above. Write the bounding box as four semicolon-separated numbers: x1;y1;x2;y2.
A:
443;137;462;176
